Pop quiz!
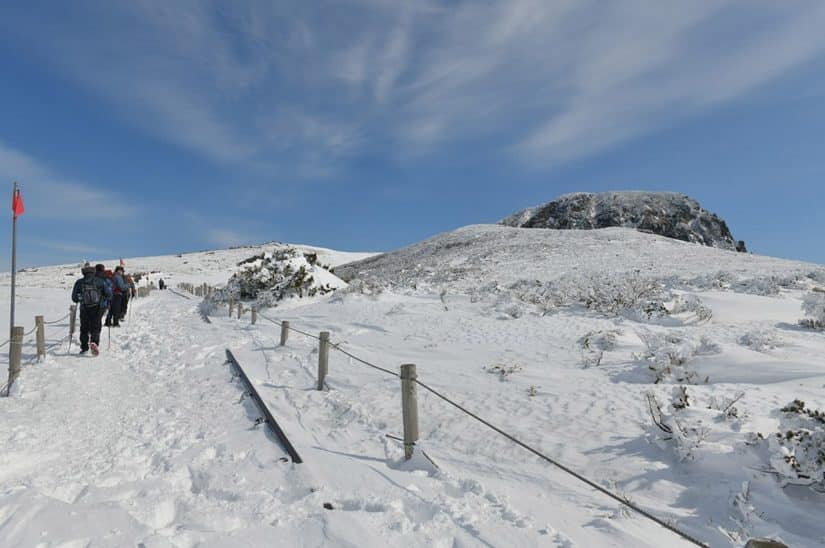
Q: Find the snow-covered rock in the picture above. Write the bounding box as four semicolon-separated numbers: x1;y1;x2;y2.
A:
500;191;744;251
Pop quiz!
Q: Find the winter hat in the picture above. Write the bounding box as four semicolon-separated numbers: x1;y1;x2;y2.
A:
95;264;105;272
81;265;95;275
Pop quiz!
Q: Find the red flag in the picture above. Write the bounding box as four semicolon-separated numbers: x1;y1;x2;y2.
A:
12;188;24;218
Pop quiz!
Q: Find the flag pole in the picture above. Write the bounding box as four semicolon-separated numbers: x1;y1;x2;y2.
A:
9;181;18;343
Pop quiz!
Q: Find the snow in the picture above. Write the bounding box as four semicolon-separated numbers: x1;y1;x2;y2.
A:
1;225;824;547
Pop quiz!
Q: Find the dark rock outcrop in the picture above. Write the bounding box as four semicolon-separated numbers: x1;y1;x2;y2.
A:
501;191;742;251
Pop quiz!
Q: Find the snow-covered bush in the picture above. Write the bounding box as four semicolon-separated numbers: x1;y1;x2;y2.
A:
484;363;522;380
634;330;718;384
738;330;783;353
800;291;825;330
707;392;745;420
767;400;824;489
574;273;670;320
646;390;708;461
685;270;735;291
578;329;620;368
206;246;345;310
668;294;713;323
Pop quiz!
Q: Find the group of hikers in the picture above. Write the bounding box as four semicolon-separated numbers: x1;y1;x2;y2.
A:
70;263;137;356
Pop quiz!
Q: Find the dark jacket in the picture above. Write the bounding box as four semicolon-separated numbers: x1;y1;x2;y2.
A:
95;272;113;308
72;273;112;307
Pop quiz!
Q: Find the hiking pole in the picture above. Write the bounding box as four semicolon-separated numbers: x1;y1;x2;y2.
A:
108;325;111;350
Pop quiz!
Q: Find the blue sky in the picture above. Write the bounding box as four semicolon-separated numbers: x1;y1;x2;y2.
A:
1;1;825;270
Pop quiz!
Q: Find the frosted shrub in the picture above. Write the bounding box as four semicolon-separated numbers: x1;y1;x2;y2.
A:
800;291;825;330
668;294;713;322
575;273;669;320
578;329;620;368
738;329;783;353
646;391;708;461
767;400;825;490
635;330;718;384
484;363;523;380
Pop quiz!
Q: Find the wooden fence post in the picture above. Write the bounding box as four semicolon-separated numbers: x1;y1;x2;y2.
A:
7;326;24;394
280;321;289;346
237;303;244;319
35;316;45;362
317;331;329;390
228;300;234;317
251;306;257;325
69;304;77;340
400;363;419;460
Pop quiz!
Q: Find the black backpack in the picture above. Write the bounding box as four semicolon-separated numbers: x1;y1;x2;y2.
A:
81;278;102;308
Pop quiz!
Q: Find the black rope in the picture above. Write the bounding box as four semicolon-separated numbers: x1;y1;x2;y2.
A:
413;378;707;547
330;344;399;378
257;312;321;340
241;309;707;546
44;312;71;325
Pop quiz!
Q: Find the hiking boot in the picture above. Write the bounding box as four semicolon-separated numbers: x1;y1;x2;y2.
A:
79;349;88;355
90;343;99;356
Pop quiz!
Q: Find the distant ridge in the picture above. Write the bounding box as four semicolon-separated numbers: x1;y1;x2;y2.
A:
500;191;745;251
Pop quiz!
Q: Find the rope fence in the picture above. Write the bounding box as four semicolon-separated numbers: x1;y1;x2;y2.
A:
207;298;708;547
4;283;156;396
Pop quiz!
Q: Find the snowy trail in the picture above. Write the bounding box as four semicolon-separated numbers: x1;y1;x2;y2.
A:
0;292;310;546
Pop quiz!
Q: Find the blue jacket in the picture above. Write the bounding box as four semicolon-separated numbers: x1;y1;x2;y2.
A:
113;274;129;295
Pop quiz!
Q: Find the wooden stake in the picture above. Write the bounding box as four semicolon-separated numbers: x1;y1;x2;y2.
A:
251;306;257;325
35;316;45;362
280;321;289;346
317;331;329;390
7;326;23;394
69;305;77;339
401;364;419;460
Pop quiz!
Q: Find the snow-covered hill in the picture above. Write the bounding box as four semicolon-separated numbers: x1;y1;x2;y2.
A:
1;227;824;547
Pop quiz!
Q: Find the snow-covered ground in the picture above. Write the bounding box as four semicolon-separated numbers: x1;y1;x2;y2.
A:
1;227;824;547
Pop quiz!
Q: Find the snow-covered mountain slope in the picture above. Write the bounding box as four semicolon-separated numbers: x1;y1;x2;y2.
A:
336;224;816;294
500;191;742;250
1;228;824;547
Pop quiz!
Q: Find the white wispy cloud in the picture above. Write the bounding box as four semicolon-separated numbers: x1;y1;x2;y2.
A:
0;142;138;220
1;0;824;173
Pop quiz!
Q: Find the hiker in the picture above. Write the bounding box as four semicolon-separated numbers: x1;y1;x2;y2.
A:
106;266;129;328
71;264;112;355
95;264;112;321
120;273;136;321
158;278;166;290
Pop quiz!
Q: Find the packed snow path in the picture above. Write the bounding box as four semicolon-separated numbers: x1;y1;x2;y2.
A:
3;283;823;546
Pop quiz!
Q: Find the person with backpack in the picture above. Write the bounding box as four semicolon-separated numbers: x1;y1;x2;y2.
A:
120;273;136;321
71;264;112;355
106;266;129;328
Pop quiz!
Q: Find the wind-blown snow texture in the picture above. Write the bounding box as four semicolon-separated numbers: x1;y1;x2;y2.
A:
500;191;741;250
2;228;824;547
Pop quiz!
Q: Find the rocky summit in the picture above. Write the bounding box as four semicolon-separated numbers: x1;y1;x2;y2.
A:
500;191;745;251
